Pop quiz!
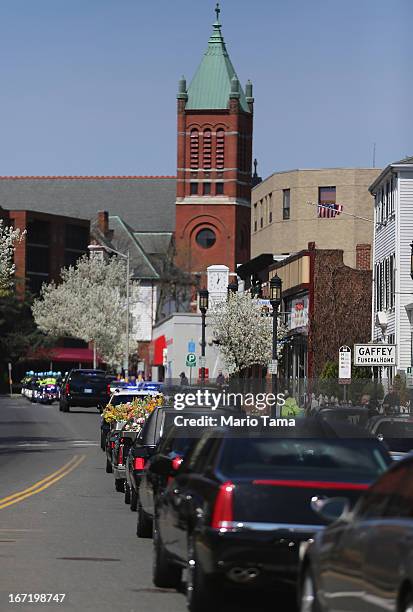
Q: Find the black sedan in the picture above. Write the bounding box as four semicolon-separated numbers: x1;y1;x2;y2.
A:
299;454;413;612
137;425;195;537
152;421;391;612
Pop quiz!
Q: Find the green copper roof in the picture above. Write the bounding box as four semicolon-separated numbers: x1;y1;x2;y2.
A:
186;5;250;113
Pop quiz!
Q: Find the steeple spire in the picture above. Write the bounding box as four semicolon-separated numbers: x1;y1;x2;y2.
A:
215;2;221;23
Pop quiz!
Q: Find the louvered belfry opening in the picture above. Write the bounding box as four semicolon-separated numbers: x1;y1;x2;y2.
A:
190;128;199;169
203;129;212;170
216;129;225;170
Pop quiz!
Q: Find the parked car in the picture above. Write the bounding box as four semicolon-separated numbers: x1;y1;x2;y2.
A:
299;454;413;612
367;414;413;459
137;425;196;537
152;420;391;612
59;369;109;412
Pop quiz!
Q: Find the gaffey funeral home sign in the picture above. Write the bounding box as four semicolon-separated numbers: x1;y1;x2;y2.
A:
354;344;396;366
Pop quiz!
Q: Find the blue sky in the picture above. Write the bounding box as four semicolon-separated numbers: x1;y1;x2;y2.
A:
0;0;411;178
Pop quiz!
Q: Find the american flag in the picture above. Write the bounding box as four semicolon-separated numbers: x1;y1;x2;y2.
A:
318;202;343;218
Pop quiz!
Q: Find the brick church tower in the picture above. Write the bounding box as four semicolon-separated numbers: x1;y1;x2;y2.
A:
175;4;254;278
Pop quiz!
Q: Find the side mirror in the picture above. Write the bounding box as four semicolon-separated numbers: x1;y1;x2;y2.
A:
311;496;350;524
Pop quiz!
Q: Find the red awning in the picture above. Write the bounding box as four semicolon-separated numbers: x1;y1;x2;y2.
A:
49;348;100;363
152;335;166;366
28;347;101;363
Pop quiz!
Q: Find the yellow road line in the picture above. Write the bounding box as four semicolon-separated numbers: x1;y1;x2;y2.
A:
0;455;86;510
0;455;80;504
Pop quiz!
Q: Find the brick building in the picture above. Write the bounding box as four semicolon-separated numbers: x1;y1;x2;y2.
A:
238;242;372;394
174;5;253;279
1;208;89;295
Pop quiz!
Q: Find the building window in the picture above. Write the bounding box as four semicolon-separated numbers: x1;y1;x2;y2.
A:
190;128;199;169
254;221;257;232
319;186;336;205
190;182;198;195
269;211;272;223
260;217;263;228
195;228;216;249
216;182;224;195
202;182;211;195
283;189;290;220
203;129;212;170
216;129;225;170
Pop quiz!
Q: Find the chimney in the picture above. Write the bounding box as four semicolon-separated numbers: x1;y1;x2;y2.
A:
97;211;109;237
356;244;371;270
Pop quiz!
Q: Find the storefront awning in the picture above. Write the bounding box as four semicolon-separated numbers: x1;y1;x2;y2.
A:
28;347;101;363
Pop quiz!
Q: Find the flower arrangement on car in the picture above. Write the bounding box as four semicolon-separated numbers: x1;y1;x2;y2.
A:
102;394;164;431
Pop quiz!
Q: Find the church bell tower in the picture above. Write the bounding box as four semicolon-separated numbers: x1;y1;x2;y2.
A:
175;3;254;278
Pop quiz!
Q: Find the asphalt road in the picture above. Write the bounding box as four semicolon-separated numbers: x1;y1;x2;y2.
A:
0;395;296;612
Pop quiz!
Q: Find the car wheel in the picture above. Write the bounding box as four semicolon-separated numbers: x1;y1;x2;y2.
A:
105;458;113;474
152;519;182;588
124;482;131;504
115;478;125;493
137;503;153;538
300;567;320;612
130;487;138;511
186;535;215;612
400;590;413;612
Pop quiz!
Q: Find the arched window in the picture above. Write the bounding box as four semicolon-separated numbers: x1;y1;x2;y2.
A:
203;129;212;170
190;129;199;169
216;129;225;170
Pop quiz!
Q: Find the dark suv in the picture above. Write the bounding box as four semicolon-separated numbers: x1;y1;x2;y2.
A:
59;369;110;412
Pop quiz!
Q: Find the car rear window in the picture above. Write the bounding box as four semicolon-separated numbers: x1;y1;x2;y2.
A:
71;371;106;380
219;438;390;481
376;421;413;437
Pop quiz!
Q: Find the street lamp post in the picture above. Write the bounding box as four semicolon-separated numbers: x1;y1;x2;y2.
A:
269;274;282;418
198;289;209;384
88;244;131;380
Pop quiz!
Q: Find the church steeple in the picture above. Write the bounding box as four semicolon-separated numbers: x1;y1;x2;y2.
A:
185;3;250;113
175;4;254;277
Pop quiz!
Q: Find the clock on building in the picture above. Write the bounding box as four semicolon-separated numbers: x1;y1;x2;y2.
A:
207;265;229;307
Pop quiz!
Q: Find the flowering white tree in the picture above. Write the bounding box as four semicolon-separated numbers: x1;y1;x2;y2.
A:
32;255;138;366
0;219;25;295
211;293;286;375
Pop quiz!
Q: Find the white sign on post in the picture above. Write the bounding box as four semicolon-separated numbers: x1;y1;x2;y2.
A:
339;346;351;383
354;344;396;366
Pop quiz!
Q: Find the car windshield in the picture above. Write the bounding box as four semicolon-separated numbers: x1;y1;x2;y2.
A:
110;394;145;406
219;438;389;481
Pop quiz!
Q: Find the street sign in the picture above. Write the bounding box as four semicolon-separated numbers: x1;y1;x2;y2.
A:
198;356;206;367
186;353;197;367
267;360;278;374
188;341;196;353
407;374;413;389
339;346;351;383
354;344;396;366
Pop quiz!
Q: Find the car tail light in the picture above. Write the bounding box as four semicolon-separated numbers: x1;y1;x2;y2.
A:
118;445;124;466
65;383;70;394
111;441;115;449
133;457;145;470
211;481;234;530
171;456;183;471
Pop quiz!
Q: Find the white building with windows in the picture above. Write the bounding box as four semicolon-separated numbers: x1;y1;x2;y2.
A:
370;156;413;375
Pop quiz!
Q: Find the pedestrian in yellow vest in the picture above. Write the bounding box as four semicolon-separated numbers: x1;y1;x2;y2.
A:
280;390;305;418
